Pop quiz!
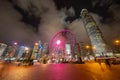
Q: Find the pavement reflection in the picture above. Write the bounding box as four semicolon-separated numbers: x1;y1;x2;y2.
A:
0;62;120;80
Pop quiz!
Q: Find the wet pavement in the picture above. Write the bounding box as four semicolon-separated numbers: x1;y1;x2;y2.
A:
0;62;120;80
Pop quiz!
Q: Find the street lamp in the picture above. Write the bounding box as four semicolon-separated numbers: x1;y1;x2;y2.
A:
85;45;90;49
25;47;29;54
13;42;18;57
85;45;91;53
114;40;120;45
92;46;96;57
35;42;39;46
25;47;29;51
92;46;96;51
114;39;120;52
85;45;91;57
24;47;30;59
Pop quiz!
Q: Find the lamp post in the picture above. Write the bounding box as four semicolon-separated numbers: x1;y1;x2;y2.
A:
85;45;90;49
85;45;90;53
92;46;96;57
13;42;18;57
114;40;120;53
25;47;29;58
115;40;120;45
85;45;91;60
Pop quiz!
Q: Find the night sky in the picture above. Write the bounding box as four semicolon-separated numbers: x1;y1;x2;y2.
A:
0;0;120;46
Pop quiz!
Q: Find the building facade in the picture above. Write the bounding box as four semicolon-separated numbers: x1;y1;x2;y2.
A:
81;9;110;57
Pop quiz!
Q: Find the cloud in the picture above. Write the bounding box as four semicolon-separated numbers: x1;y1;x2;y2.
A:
109;4;120;21
0;0;120;47
0;0;39;45
69;19;90;43
0;0;77;45
12;0;78;43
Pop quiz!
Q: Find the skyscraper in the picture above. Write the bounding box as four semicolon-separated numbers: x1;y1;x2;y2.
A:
31;43;39;59
81;9;108;57
17;46;26;59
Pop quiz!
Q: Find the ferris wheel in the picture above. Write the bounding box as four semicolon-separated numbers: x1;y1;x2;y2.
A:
49;29;76;55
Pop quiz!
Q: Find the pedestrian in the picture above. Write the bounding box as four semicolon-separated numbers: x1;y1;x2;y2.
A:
105;58;111;68
94;57;96;62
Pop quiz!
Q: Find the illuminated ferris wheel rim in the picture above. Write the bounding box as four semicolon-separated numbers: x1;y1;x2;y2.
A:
49;29;76;54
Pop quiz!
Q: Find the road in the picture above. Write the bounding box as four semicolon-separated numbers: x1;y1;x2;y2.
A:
0;62;120;80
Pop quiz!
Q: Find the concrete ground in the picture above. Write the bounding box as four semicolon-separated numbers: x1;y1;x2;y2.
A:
0;62;120;80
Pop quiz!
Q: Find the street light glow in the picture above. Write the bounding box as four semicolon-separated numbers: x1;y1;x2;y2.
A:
115;40;120;45
25;47;29;51
92;46;96;50
35;42;39;46
85;45;90;49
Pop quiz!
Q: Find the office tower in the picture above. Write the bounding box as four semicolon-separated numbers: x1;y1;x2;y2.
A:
81;9;107;56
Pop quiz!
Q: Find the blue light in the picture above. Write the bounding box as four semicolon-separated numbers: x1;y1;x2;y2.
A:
39;45;44;49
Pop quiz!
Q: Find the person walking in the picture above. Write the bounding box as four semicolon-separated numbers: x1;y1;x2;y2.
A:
105;58;111;68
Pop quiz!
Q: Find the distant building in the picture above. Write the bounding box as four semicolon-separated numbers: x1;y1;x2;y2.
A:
0;43;7;59
17;46;26;59
6;46;16;58
31;40;48;59
31;43;39;59
42;43;48;54
65;44;71;55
